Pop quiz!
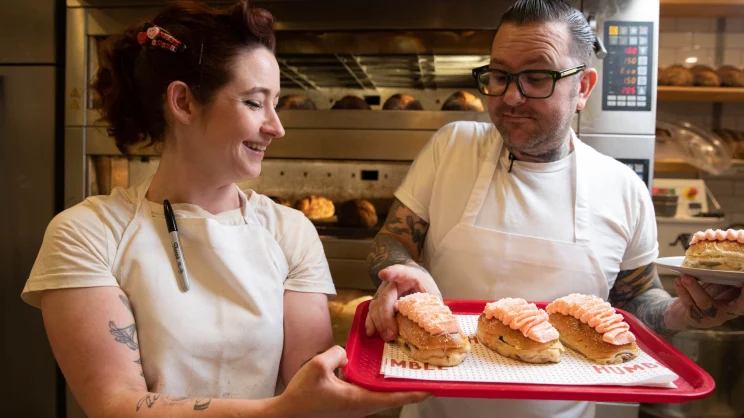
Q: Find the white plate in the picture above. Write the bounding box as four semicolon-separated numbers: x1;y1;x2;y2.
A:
654;256;744;287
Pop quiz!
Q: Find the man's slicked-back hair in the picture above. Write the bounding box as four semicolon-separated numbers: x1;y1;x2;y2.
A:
496;0;595;65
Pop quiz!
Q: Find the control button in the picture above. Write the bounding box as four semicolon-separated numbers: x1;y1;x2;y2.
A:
638;95;647;101
630;26;639;35
638;76;647;85
609;26;619;36
638;101;647;107
685;187;698;199
638;86;647;95
639;56;648;65
619;26;628;35
638;66;648;75
608;95;617;100
639;46;648;55
607;101;617;106
640;26;649;35
609;36;618;45
619;36;628;45
639;36;648;45
629;36;638;45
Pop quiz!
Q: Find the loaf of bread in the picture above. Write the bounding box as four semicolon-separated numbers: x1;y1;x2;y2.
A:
337;199;378;227
717;66;744;87
276;95;317;110
441;91;485;111
383;93;424;110
476;298;564;364
659;65;693;86
295;195;335;220
331;95;371;110
546;294;639;365
394;293;470;367
693;69;721;87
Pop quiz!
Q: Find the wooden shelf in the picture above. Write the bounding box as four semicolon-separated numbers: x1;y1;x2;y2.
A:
657;86;744;102
661;0;744;17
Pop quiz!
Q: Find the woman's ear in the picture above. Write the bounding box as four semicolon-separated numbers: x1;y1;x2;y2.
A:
166;81;198;125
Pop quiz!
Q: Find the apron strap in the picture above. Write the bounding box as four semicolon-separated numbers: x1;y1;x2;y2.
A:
573;137;591;246
460;130;503;225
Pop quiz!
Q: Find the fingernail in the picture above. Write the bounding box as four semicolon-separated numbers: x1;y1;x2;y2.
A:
384;330;394;340
683;276;694;285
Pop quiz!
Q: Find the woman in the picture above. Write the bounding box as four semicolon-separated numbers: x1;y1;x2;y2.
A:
21;1;426;416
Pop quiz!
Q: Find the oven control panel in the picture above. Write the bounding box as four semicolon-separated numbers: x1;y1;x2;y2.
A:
602;21;654;112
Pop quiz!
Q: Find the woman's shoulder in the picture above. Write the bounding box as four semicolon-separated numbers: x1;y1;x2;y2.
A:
51;186;139;243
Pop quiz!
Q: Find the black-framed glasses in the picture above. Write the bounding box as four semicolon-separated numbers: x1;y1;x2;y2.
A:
472;65;586;99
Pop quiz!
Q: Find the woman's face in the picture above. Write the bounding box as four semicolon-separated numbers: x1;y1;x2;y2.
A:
190;47;285;183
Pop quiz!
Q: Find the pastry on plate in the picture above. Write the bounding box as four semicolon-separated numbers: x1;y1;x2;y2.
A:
394;293;470;367
476;298;564;364
546;294;639;365
683;229;744;271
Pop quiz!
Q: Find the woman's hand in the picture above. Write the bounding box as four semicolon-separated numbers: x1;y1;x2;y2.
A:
279;346;429;418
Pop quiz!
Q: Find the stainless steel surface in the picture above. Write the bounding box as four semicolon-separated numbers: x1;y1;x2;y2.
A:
641;321;744;418
580;0;659;137
0;65;59;417
66;7;87;127
0;0;56;63
66;127;87;208
597;403;640;418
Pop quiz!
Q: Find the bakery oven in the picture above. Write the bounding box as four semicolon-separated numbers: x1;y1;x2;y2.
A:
65;0;661;416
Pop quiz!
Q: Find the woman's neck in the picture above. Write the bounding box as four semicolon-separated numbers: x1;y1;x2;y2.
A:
146;151;241;215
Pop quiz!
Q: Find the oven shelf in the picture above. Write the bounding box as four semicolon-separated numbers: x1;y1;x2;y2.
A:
655;158;744;173
661;0;744;17
658;86;744;102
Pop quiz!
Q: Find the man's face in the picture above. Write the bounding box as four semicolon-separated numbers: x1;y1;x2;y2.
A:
487;21;588;155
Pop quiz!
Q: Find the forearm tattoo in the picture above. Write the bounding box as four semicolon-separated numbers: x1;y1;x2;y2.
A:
609;264;676;337
135;394;212;412
368;199;430;287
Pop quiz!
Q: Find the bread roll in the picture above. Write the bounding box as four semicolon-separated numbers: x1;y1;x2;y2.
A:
295;195;335;220
717;66;744;87
276;95;317;110
476;314;564;364
683;229;744;271
548;313;639;365
337;199;378;227
383;93;424;110
331;95;371;110
394;293;470;367
659;66;693;86
396;313;470;367
546;294;639;365
693;70;721;87
441;91;485;111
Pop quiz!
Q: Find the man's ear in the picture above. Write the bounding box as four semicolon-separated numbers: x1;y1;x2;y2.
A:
576;68;598;111
166;81;198;125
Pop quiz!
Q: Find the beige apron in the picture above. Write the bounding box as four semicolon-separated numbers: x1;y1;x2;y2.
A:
403;136;608;418
114;178;289;399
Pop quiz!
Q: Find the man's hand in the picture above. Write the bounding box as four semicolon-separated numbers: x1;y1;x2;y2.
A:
364;264;441;341
665;274;743;330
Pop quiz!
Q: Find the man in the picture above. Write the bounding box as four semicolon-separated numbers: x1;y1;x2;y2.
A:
365;1;744;417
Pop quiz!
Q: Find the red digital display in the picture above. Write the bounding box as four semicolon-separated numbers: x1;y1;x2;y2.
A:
624;47;638;55
621;87;637;95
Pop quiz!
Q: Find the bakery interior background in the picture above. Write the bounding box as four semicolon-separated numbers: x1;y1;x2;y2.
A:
2;0;744;418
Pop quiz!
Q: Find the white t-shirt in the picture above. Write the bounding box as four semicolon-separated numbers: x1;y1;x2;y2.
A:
395;121;658;289
22;185;335;399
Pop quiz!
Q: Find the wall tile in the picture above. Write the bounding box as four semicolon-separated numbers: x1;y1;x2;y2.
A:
723;49;743;67
693;33;717;48
659;47;678;66
726;18;744;33
677;18;715;32
660;32;694;48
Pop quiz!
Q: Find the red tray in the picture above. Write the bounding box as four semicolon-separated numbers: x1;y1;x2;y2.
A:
343;299;715;403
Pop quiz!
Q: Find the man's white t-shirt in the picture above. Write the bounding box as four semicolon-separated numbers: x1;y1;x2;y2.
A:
395;121;659;290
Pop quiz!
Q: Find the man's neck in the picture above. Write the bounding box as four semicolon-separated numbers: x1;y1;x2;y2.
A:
508;132;574;163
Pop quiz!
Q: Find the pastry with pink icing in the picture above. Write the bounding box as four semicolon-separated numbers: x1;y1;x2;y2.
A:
683;229;744;272
476;298;565;364
546;294;639;365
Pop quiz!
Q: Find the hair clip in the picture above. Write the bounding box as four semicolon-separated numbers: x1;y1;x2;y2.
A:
137;23;187;53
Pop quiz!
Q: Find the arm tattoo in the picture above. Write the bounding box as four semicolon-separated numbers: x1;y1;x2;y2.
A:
368;199;430;286
120;294;133;313
109;321;138;350
609;264;676;337
136;393;160;411
194;398;212;411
